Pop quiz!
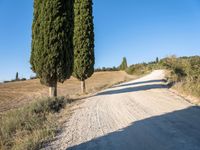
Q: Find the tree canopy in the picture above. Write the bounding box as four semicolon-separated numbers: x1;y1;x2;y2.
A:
73;0;95;81
119;57;128;70
30;0;73;87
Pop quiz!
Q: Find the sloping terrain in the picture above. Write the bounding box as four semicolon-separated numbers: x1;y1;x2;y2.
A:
46;70;200;150
0;71;133;112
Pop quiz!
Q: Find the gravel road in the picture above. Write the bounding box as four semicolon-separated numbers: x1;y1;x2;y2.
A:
46;70;200;150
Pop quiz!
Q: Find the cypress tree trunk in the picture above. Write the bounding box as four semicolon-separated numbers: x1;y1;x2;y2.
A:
81;80;86;94
49;83;57;97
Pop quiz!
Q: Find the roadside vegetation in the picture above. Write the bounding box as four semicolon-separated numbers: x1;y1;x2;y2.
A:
161;56;200;98
0;97;67;150
126;55;200;99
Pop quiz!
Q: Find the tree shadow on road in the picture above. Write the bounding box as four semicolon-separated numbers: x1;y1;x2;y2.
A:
96;79;168;96
66;106;200;150
113;79;167;88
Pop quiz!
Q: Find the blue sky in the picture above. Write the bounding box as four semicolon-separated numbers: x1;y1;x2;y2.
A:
0;0;200;81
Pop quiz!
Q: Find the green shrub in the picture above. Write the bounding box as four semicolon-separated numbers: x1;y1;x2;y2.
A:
157;56;200;97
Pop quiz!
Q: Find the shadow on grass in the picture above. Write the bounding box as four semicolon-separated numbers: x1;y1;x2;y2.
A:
67;106;200;150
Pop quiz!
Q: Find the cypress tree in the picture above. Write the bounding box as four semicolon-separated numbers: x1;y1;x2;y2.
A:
30;0;73;97
16;72;19;81
156;57;159;63
73;0;95;93
119;57;128;70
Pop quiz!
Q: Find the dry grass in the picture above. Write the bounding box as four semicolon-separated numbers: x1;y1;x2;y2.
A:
164;70;200;105
0;71;136;150
171;82;200;105
0;97;67;150
0;71;135;112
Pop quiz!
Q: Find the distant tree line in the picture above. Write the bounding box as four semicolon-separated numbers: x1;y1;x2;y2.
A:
95;57;128;72
4;72;27;83
95;66;119;72
125;57;161;75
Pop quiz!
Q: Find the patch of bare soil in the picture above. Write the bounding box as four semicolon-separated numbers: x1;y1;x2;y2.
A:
0;71;135;112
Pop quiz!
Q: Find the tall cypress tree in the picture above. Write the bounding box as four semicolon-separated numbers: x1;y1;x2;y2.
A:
16;72;19;81
30;0;73;97
156;57;159;63
73;0;95;93
119;57;128;70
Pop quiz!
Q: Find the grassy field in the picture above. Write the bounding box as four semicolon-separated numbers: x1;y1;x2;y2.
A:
0;71;135;112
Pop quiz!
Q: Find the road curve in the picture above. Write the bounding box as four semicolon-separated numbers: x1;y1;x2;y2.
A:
47;70;200;150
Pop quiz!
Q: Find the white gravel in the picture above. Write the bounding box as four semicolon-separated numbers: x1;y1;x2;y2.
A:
45;70;200;150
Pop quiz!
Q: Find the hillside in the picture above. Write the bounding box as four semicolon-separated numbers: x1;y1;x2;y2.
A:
0;71;134;112
126;56;200;103
46;70;200;150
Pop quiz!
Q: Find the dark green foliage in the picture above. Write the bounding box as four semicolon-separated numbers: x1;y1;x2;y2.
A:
174;67;186;80
73;0;95;81
21;78;27;81
156;57;159;63
119;57;128;70
32;97;66;114
30;76;38;80
30;0;73;86
15;72;19;81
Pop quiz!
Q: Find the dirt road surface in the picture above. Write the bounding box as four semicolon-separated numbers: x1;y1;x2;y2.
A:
46;70;200;150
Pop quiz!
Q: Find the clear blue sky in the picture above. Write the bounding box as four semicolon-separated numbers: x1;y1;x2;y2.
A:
0;0;200;81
